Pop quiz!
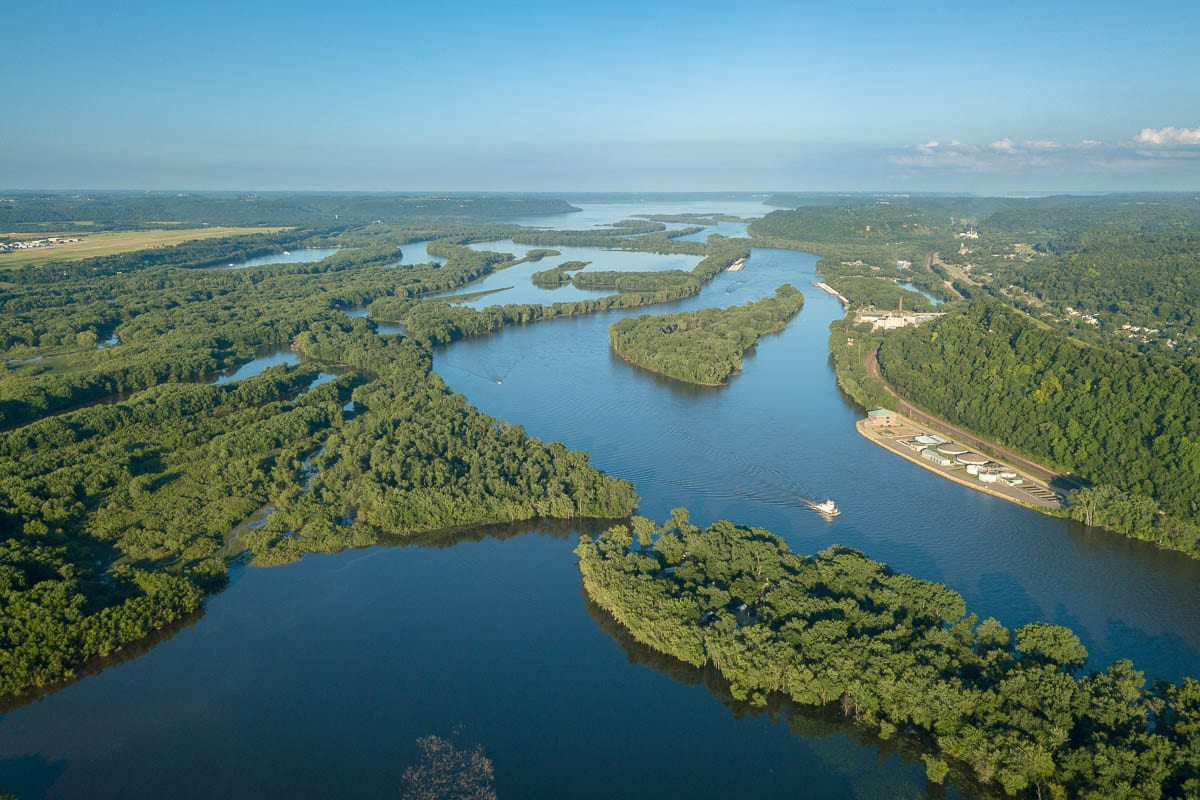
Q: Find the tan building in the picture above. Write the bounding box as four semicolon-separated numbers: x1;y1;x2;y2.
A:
867;408;899;427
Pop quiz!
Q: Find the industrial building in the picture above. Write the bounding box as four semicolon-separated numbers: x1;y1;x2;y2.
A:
867;408;899;427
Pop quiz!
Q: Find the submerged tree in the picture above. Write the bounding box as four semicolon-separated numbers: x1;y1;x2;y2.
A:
401;734;497;800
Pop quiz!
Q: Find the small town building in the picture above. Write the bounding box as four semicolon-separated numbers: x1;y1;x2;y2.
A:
867;408;899;427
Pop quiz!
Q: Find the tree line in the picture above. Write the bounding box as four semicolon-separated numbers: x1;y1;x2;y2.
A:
0;215;645;700
877;301;1200;555
608;285;804;385
578;513;1200;798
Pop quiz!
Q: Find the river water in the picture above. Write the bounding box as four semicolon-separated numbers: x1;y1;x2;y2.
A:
221;247;342;269
3;199;1199;799
389;240;446;267
443;240;704;308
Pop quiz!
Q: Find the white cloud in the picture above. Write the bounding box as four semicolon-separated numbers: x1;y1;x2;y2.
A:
1135;127;1200;145
888;129;1200;178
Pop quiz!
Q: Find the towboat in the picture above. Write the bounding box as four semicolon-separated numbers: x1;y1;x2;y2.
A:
810;499;840;517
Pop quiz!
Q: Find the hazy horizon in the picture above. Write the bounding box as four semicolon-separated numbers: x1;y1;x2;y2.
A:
4;0;1199;193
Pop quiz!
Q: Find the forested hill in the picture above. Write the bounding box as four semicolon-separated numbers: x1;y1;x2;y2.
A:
608;285;804;385
579;515;1200;798
877;301;1200;554
996;229;1200;337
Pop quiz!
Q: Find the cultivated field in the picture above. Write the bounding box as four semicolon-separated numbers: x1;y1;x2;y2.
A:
0;226;291;268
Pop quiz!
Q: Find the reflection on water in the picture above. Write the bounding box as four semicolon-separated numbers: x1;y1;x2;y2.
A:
0;529;934;799
583;596;949;800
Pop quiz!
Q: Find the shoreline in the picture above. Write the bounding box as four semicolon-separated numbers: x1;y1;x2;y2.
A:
608;346;728;386
855;416;1064;513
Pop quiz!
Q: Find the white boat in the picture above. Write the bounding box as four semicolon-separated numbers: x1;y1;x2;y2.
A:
810;499;840;517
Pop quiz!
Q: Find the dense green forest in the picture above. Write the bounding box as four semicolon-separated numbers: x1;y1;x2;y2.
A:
0;202;650;699
6;184;1200;782
609;285;804;385
530;260;589;288
751;195;1200;552
579;514;1200;798
876;301;1200;554
991;230;1200;352
0;192;578;232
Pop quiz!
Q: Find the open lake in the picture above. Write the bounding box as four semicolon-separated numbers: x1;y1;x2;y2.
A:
3;198;1198;799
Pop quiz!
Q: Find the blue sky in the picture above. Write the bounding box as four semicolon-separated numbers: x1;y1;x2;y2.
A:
3;0;1199;191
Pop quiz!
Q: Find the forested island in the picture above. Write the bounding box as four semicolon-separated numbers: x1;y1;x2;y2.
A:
376;239;752;346
608;285;804;385
579;514;1200;798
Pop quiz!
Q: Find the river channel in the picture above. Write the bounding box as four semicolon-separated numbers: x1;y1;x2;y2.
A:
2;199;1199;799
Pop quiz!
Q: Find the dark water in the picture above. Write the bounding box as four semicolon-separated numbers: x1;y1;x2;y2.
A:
0;524;936;800
3;221;1200;798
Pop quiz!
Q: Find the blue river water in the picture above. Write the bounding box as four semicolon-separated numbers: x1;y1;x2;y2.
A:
221;247;342;269
2;198;1198;799
389;239;446;267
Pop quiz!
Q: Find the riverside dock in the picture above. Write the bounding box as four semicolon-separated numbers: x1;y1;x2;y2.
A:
812;281;849;306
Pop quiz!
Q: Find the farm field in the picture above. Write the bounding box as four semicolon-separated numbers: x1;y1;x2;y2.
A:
0;226;290;268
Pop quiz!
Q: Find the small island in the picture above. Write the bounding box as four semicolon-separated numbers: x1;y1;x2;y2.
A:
530;259;589;288
608;284;804;385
